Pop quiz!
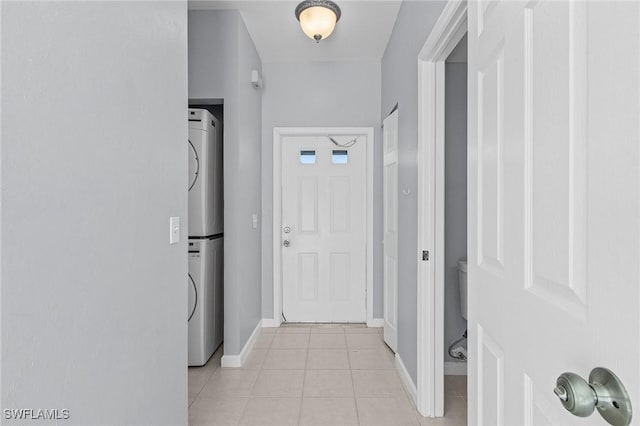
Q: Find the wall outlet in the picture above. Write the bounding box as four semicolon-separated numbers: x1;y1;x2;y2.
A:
252;214;258;229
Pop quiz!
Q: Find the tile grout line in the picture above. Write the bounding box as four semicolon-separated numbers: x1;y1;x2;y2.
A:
345;329;362;426
297;333;311;426
189;349;222;408
238;331;272;425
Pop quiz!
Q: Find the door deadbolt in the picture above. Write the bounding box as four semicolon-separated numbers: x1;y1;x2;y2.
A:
283;227;291;234
554;368;632;426
283;239;290;247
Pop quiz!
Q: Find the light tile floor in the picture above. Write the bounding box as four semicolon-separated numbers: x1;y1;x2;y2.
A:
189;325;467;426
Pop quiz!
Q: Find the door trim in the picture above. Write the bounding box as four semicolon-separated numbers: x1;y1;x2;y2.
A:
272;127;375;326
417;1;468;418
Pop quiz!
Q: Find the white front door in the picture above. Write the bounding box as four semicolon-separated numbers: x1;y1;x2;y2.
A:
468;2;639;425
383;110;399;352
281;133;367;322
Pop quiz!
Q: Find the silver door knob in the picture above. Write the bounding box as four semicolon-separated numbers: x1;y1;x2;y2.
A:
554;368;632;426
283;240;290;247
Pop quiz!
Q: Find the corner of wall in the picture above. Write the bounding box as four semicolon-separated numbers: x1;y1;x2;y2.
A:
395;353;418;407
221;320;262;367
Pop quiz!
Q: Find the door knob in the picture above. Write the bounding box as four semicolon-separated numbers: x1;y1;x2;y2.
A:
283;239;290;247
554;368;632;426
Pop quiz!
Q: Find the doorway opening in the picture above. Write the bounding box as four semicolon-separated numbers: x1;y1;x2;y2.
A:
442;31;469;407
416;1;468;418
271;127;375;326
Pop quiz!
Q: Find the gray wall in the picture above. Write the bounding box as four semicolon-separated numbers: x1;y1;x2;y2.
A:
381;0;446;383
1;2;188;424
444;62;468;362
189;10;263;356
260;60;383;320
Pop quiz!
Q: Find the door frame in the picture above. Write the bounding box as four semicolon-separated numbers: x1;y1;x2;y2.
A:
416;1;468;417
272;127;375;326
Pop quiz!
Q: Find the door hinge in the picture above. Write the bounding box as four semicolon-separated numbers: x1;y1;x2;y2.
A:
422;250;429;261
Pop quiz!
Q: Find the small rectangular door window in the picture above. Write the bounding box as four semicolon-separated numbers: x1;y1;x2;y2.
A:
300;150;316;165
332;150;348;164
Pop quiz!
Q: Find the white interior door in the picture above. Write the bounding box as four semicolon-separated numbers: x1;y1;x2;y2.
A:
281;134;367;322
468;2;639;425
383;110;398;352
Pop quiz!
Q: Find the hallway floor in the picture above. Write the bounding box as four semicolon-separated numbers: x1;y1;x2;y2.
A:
188;325;467;425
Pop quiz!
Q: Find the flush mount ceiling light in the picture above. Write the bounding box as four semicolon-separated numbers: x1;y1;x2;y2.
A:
295;0;341;43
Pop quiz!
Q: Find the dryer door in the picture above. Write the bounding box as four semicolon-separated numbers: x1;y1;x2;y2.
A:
188;137;199;192
187;273;197;322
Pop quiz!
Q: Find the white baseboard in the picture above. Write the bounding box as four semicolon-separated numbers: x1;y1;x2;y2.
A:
367;318;384;327
261;318;281;328
444;361;467;376
395;353;417;407
221;320;262;368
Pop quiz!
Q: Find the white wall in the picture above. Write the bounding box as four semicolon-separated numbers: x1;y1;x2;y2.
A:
189;10;263;356
381;1;446;383
1;2;188;424
260;60;383;320
444;62;468;362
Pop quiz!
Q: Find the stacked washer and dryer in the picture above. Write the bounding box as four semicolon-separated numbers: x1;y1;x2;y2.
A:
188;108;223;367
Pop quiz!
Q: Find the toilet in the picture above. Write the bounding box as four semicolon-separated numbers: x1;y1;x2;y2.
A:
458;260;467;320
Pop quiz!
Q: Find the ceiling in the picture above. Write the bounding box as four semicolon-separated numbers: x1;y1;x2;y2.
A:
188;1;403;63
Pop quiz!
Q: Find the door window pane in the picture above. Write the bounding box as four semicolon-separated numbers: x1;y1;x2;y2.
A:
300;150;316;165
332;150;348;164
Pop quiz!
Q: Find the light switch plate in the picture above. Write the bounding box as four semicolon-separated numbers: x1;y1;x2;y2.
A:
252;214;258;229
170;217;180;244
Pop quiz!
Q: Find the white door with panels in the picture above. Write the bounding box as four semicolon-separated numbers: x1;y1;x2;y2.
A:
469;2;639;426
383;110;399;352
281;134;367;322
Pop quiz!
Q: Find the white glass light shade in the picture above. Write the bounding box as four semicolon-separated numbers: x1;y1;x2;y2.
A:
298;6;337;41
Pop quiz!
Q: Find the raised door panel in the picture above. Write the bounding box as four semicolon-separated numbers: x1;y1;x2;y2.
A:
384;164;397;232
329;177;351;233
524;1;588;317
477;325;504;426
477;45;505;275
298;177;319;234
329;252;350;302
297;253;319;302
